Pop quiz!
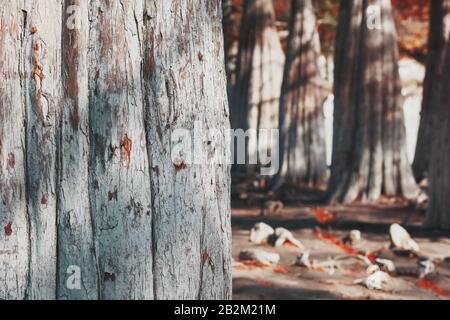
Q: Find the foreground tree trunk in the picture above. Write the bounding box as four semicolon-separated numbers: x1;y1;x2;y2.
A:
144;0;232;300
328;0;418;204
0;0;231;300
271;0;328;190
232;0;285;165
413;0;450;182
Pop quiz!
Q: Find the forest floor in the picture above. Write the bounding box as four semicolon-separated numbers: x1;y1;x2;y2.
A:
231;195;450;300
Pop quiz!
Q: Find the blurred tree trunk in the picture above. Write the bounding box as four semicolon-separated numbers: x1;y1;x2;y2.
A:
0;0;231;300
232;0;285;167
426;3;450;231
222;0;237;92
328;0;418;204
413;0;450;182
271;0;328;191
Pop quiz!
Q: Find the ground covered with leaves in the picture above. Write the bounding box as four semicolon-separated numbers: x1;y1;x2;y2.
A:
232;199;450;300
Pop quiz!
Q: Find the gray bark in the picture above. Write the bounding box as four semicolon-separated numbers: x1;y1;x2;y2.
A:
328;0;419;204
144;0;232;300
57;0;98;300
0;0;231;300
271;0;328;190
0;2;29;300
413;0;450;182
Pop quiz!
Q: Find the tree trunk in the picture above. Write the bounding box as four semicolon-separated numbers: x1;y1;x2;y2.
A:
232;0;285;166
413;0;450;182
328;0;419;204
222;0;238;91
143;0;232;300
0;0;231;300
425;4;450;231
57;0;98;300
271;0;328;190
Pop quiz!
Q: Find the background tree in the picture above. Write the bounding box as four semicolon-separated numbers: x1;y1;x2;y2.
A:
223;0;238;93
232;0;285;166
271;0;328;190
413;0;450;182
328;0;418;204
425;4;450;231
0;0;231;300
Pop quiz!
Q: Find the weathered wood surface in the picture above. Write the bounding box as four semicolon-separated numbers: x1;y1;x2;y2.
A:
0;0;231;300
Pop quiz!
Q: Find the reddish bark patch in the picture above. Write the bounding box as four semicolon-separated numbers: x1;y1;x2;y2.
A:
33;42;40;52
198;52;204;61
41;194;48;206
174;160;187;173
120;135;132;166
7;153;15;169
201;250;211;267
419;279;450;299
4;222;13;237
103;272;116;282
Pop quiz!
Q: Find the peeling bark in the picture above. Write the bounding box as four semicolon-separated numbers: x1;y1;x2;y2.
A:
272;0;328;190
23;0;62;300
57;0;98;300
0;0;231;300
0;2;29;300
144;0;232;300
328;0;418;204
413;0;450;182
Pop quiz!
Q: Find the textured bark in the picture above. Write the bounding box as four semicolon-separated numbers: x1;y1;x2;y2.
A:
232;0;285;164
0;2;29;300
271;0;328;190
57;0;98;300
24;0;62;301
413;0;450;182
0;0;231;300
144;0;232;300
328;0;419;204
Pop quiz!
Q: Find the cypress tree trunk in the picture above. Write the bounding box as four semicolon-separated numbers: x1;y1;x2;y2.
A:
232;0;285;165
271;0;328;190
144;0;232;300
24;0;62;300
0;0;231;300
57;0;98;300
0;2;30;300
413;0;450;182
328;0;418;204
425;4;450;231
